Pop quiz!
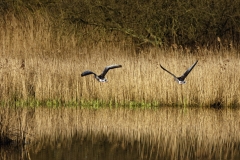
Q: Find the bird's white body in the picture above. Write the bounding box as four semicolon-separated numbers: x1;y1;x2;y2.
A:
96;76;107;82
175;79;186;84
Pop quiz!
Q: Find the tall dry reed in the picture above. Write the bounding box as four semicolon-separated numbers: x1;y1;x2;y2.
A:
0;13;240;107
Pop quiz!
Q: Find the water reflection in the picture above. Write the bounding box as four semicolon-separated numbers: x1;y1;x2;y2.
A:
1;107;240;159
1;132;240;160
30;134;145;160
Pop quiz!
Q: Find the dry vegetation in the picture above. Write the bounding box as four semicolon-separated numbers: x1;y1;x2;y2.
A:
9;0;238;49
1;107;240;159
0;1;240;108
0;10;240;107
1;45;240;107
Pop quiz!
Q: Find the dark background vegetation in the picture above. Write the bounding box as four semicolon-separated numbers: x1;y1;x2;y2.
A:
1;0;240;51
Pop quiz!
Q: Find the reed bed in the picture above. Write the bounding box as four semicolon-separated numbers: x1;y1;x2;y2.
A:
0;12;240;107
0;48;240;107
1;107;240;159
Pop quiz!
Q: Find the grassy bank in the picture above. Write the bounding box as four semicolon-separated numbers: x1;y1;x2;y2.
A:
1;107;240;159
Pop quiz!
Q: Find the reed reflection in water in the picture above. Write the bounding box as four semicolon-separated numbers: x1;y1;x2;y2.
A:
0;107;240;159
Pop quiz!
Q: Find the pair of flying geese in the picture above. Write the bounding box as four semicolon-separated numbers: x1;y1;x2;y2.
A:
81;60;198;84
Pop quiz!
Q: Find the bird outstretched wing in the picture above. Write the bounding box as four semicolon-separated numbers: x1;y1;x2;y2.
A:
160;65;177;78
180;60;198;79
81;70;96;77
100;64;122;77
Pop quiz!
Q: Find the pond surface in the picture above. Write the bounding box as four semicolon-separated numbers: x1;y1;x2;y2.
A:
1;132;240;160
1;134;155;160
1;107;240;160
29;135;147;160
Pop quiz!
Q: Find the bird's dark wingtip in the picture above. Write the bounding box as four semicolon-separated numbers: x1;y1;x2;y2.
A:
194;60;199;65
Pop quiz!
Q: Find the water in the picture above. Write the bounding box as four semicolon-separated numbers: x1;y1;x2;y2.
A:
1;134;156;160
1;132;240;160
1;107;240;159
30;136;143;160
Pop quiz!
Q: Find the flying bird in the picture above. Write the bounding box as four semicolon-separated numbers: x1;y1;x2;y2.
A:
81;64;122;82
160;60;198;84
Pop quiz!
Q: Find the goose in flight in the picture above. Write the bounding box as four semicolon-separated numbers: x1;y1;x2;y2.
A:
81;64;122;82
160;60;198;84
